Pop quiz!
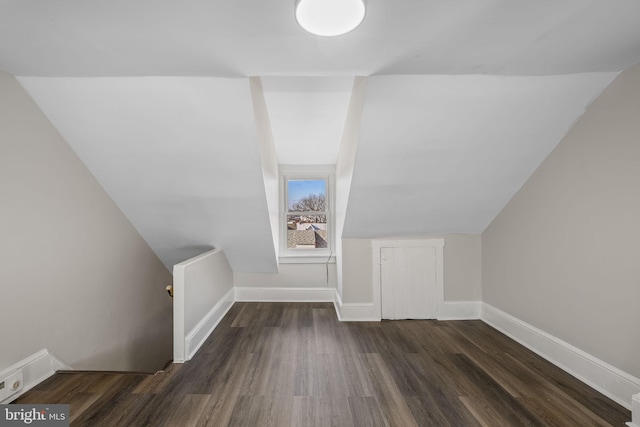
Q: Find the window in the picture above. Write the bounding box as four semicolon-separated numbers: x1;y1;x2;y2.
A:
280;166;334;260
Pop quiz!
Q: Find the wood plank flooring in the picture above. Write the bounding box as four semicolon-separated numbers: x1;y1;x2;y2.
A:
15;302;631;426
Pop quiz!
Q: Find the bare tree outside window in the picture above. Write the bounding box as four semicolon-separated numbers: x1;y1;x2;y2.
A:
290;194;326;224
290;193;326;212
286;179;329;249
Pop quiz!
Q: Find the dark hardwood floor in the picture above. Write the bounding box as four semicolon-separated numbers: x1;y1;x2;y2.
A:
15;302;631;426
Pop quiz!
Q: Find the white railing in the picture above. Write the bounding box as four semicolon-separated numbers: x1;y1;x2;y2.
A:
172;249;234;362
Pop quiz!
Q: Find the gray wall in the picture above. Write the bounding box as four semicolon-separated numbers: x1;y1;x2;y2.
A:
342;239;373;303
441;234;482;301
342;234;481;304
482;65;640;378
234;263;337;288
0;71;173;373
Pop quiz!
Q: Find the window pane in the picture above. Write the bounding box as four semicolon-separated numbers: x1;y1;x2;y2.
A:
287;215;328;249
288;179;326;212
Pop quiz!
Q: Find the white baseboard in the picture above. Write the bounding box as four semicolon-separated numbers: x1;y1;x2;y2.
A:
334;292;480;322
0;349;70;404
180;286;335;362
337;303;378;321
183;287;235;361
234;286;335;302
628;393;640;427
333;291;379;321
437;301;481;320
481;303;640;410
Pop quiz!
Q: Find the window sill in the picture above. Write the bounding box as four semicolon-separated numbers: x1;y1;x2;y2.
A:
279;254;336;264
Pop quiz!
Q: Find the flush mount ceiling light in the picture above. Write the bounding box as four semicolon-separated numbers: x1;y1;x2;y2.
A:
295;0;366;37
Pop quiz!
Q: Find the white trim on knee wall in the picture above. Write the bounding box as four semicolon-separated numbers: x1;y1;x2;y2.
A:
481;302;640;411
627;393;640;427
182;287;235;362
0;350;70;404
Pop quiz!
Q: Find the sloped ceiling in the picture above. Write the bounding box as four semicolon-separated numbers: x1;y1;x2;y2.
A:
3;0;640;271
342;73;617;237
17;77;278;272
261;76;355;165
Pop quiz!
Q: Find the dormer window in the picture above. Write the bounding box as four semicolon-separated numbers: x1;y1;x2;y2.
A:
280;166;334;260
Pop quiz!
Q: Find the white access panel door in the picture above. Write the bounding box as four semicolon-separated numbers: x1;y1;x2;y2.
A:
380;246;437;320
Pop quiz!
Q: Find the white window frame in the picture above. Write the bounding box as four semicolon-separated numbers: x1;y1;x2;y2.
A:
280;165;335;263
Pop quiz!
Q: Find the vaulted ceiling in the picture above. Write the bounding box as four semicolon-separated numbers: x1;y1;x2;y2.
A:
2;0;639;271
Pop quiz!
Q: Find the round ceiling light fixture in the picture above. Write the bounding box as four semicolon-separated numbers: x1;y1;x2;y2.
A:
295;0;366;37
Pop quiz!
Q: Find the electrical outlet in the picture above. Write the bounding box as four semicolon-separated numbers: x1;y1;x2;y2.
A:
0;371;23;402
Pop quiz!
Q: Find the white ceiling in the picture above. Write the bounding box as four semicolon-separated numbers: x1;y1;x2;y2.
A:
343;73;617;237
1;0;640;76
18;76;279;272
3;0;640;271
261;76;354;165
